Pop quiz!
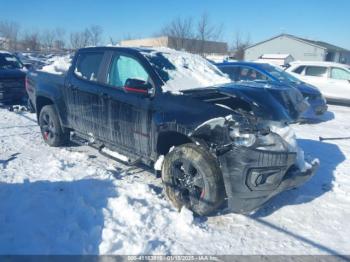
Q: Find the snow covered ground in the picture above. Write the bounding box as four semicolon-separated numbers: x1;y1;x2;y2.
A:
0;105;349;255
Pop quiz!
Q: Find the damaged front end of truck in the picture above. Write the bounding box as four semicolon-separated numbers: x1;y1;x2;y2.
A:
190;112;319;214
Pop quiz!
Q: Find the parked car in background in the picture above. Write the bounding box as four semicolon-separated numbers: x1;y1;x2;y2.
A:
26;47;318;216
0;51;28;105
217;62;328;120
286;61;350;104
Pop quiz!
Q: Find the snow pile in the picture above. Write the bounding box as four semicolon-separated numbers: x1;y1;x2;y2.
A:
1;106;350;255
144;48;231;94
40;55;72;75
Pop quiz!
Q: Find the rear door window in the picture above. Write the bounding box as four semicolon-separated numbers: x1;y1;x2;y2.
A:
219;66;237;81
107;54;149;87
74;52;104;82
305;66;327;77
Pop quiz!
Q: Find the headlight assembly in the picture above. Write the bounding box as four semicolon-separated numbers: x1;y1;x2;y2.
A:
229;127;257;147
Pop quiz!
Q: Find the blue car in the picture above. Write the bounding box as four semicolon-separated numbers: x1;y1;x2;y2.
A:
216;62;328;120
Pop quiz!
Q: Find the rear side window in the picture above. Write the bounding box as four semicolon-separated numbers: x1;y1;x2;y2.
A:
292;66;305;74
107;54;149;87
0;54;23;69
74;52;104;82
237;67;268;81
305;66;327;77
220;66;237;80
330;67;350;80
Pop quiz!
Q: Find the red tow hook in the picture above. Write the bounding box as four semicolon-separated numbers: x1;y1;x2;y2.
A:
43;131;49;140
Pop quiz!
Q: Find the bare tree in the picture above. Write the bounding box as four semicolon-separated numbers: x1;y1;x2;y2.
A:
41;29;56;50
231;31;250;60
70;29;92;49
22;30;41;51
82;29;92;47
109;37;118;46
160;17;194;50
88;25;103;46
70;31;84;49
196;13;223;55
54;27;66;50
0;20;20;50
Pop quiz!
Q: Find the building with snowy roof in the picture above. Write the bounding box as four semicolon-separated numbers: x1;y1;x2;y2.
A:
244;34;350;64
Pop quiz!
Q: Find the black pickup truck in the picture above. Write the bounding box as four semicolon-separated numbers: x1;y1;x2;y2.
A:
26;47;318;215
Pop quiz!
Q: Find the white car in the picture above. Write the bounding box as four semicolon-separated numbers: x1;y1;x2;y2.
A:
286;61;350;104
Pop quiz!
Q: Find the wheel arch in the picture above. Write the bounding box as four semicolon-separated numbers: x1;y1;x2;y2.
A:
35;96;66;131
156;131;193;155
36;96;54;120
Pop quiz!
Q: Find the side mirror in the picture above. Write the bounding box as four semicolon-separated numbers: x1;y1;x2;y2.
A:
123;78;152;96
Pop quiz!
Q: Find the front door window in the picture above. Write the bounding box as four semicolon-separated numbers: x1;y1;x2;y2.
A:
107;55;149;87
330;67;350;81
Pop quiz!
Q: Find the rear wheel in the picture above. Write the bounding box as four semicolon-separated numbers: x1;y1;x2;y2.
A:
162;143;225;216
39;105;69;147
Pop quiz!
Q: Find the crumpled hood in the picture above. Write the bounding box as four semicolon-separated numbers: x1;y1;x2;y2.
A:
182;81;309;123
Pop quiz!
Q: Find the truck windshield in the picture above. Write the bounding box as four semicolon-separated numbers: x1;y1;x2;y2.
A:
260;64;301;84
142;48;230;93
0;54;23;70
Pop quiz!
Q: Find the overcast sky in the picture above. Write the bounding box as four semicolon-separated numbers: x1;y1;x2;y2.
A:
1;0;349;48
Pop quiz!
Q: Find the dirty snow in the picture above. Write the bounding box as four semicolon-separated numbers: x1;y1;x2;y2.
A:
40;55;72;75
0;105;349;255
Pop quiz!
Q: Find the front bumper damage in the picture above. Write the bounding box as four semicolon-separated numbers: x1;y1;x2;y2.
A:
218;146;319;213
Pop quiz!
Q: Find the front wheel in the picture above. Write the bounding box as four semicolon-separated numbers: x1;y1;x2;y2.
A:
39;105;69;147
162;143;225;216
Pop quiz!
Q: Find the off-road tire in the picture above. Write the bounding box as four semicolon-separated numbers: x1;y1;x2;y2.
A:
39;105;69;147
162;143;225;216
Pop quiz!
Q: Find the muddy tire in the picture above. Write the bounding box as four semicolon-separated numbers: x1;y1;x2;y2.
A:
39;105;69;147
162;143;225;216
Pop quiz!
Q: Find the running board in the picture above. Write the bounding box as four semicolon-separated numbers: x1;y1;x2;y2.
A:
99;146;141;166
70;132;92;146
70;132;141;166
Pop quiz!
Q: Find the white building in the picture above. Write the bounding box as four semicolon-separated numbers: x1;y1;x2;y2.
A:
256;54;294;66
245;34;350;64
